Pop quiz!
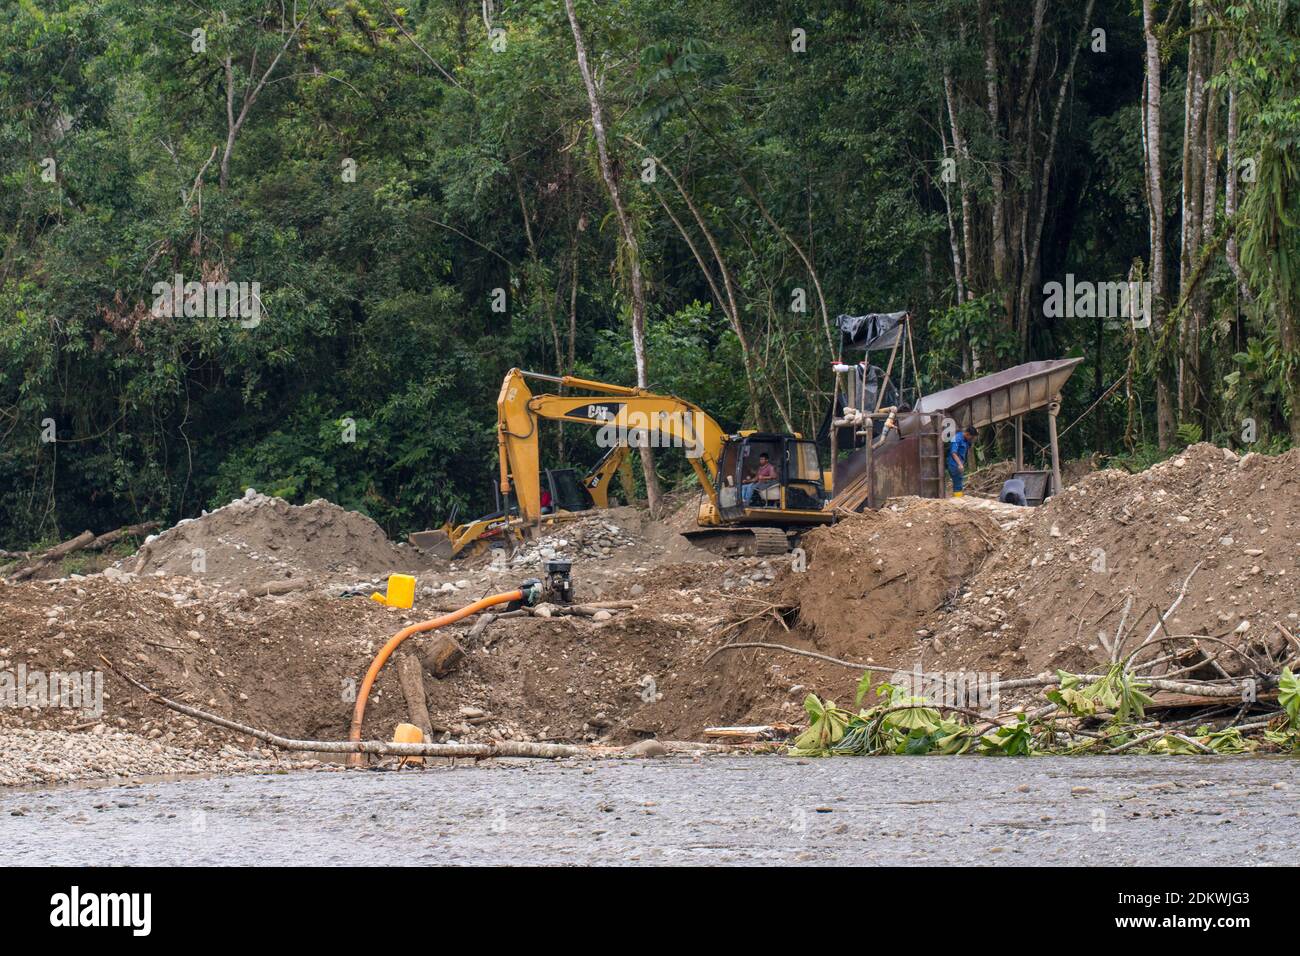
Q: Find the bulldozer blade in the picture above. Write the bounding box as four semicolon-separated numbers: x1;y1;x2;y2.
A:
408;529;455;559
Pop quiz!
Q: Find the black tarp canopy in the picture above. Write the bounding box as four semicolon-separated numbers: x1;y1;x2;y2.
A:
836;311;907;351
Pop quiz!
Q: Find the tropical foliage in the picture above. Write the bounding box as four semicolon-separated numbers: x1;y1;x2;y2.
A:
2;0;1298;546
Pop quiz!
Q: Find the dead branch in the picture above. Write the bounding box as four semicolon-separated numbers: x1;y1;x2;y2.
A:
704;640;900;673
1135;561;1202;652
102;656;583;760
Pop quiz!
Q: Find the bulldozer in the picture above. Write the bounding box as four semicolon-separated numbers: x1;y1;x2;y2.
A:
495;369;833;555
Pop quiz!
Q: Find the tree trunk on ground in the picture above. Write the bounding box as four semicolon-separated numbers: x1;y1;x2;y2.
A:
564;0;664;516
419;632;465;678
395;651;436;738
6;530;94;580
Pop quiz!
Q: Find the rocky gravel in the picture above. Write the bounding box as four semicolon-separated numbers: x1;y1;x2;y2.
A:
0;728;320;788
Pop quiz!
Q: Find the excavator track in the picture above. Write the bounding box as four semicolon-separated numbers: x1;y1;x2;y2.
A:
681;526;791;557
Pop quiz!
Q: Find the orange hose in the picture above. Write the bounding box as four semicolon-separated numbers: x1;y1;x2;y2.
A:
346;589;524;765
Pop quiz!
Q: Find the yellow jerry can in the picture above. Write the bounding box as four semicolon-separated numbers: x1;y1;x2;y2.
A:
370;573;416;609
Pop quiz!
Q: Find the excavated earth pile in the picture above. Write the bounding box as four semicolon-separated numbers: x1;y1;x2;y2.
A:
920;443;1300;676
763;443;1299;693
0;549;801;785
778;500;1004;662
125;490;432;588
4;443;1299;786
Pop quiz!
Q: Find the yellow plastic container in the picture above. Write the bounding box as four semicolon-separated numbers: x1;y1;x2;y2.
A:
393;722;424;765
371;573;416;609
393;723;423;743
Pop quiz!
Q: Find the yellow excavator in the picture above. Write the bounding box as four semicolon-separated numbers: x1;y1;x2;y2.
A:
409;442;635;559
496;369;832;555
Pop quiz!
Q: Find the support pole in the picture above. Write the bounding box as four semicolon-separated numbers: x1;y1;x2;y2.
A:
1014;415;1024;471
829;371;840;495
864;432;874;508
1047;399;1063;496
875;334;901;413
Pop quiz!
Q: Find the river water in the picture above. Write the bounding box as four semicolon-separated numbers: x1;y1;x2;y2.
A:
2;755;1295;865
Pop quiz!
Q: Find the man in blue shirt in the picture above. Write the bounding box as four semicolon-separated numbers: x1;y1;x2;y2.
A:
948;425;977;497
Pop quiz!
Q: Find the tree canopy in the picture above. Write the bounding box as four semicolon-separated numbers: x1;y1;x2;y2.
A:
2;0;1298;547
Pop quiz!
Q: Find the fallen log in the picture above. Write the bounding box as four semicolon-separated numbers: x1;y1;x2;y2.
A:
704;724;797;742
101;656;584;760
8;530;95;580
419;632;465;678
88;521;159;550
1150;689;1278;708
395;650;439;737
3;522;160;580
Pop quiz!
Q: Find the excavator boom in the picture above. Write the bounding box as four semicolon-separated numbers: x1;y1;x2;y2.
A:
498;368;728;524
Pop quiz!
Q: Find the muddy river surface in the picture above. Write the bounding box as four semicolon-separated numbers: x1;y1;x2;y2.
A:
3;755;1296;865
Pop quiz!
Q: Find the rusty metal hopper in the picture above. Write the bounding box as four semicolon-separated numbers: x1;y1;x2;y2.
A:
915;358;1084;428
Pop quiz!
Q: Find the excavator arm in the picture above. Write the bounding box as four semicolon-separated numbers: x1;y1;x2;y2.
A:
583;444;636;508
498;368;727;524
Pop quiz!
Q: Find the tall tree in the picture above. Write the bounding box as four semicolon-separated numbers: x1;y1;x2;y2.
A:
1142;0;1176;448
564;0;663;516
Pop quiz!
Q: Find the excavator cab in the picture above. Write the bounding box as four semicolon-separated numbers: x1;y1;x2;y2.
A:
715;434;827;520
543;468;590;513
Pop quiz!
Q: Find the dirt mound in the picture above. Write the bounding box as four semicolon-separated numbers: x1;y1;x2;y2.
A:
709;443;1300;702
0;574;409;741
778;499;1003;662
10;441;1297;786
496;508;640;568
125;490;427;589
0;557;800;756
922;443;1300;675
495;502;710;573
